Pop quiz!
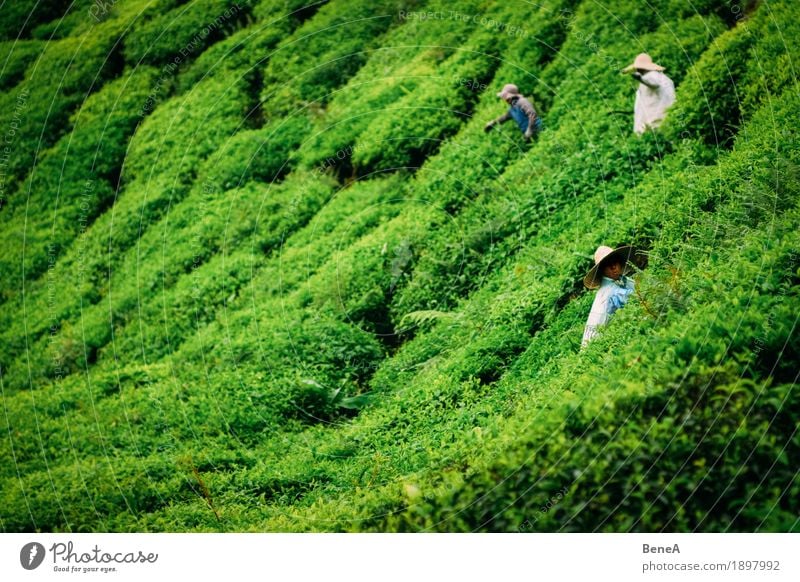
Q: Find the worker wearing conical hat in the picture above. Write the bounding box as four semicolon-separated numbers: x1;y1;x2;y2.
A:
622;53;676;135
582;245;637;347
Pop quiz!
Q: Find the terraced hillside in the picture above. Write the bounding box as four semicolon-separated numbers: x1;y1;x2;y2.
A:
1;0;798;532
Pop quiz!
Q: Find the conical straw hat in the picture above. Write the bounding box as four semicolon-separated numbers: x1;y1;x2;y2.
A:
583;245;634;289
622;53;665;73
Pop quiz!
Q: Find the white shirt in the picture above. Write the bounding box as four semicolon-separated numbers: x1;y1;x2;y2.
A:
634;71;676;134
582;276;635;346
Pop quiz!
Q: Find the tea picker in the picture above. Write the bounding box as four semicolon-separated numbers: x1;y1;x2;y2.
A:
622;53;676;135
581;245;637;347
484;83;542;142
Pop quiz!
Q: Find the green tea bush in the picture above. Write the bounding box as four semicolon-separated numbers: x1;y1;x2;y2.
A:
0;39;42;90
199;115;310;190
195;0;425;188
295;0;488;173
0;70;251;384
0;66;158;301
661;22;752;148
0;0;411;387
123;0;251;66
0;0;363;374
0;455;191;531
124;71;250;181
350;34;497;174
226;173;409;306
252;0;326;22
177;0;325;90
0;21;125;194
259;0;419;117
96;172;336;363
0;0;74;40
739;0;800;117
390;108;633;316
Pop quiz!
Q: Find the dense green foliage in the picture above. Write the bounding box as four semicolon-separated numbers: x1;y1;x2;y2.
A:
0;0;797;533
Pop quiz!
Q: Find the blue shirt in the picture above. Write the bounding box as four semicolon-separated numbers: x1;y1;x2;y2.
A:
582;275;635;346
509;101;532;132
496;96;541;135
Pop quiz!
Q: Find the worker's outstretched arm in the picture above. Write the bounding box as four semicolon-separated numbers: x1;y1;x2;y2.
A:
484;111;511;132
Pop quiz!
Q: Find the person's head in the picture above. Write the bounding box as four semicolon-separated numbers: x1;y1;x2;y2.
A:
497;83;520;103
601;259;624;280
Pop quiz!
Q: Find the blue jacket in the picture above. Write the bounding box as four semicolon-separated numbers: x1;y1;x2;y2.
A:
495;95;541;135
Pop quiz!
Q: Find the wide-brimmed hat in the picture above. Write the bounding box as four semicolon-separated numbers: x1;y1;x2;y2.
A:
496;83;520;100
622;53;665;73
583;245;635;289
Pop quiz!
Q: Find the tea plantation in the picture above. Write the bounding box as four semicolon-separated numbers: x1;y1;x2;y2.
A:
1;0;798;532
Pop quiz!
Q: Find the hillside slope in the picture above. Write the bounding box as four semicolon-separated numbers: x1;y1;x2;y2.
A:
0;0;798;532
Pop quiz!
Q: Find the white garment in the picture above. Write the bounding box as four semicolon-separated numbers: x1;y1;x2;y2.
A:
633;71;676;134
582;276;635;347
